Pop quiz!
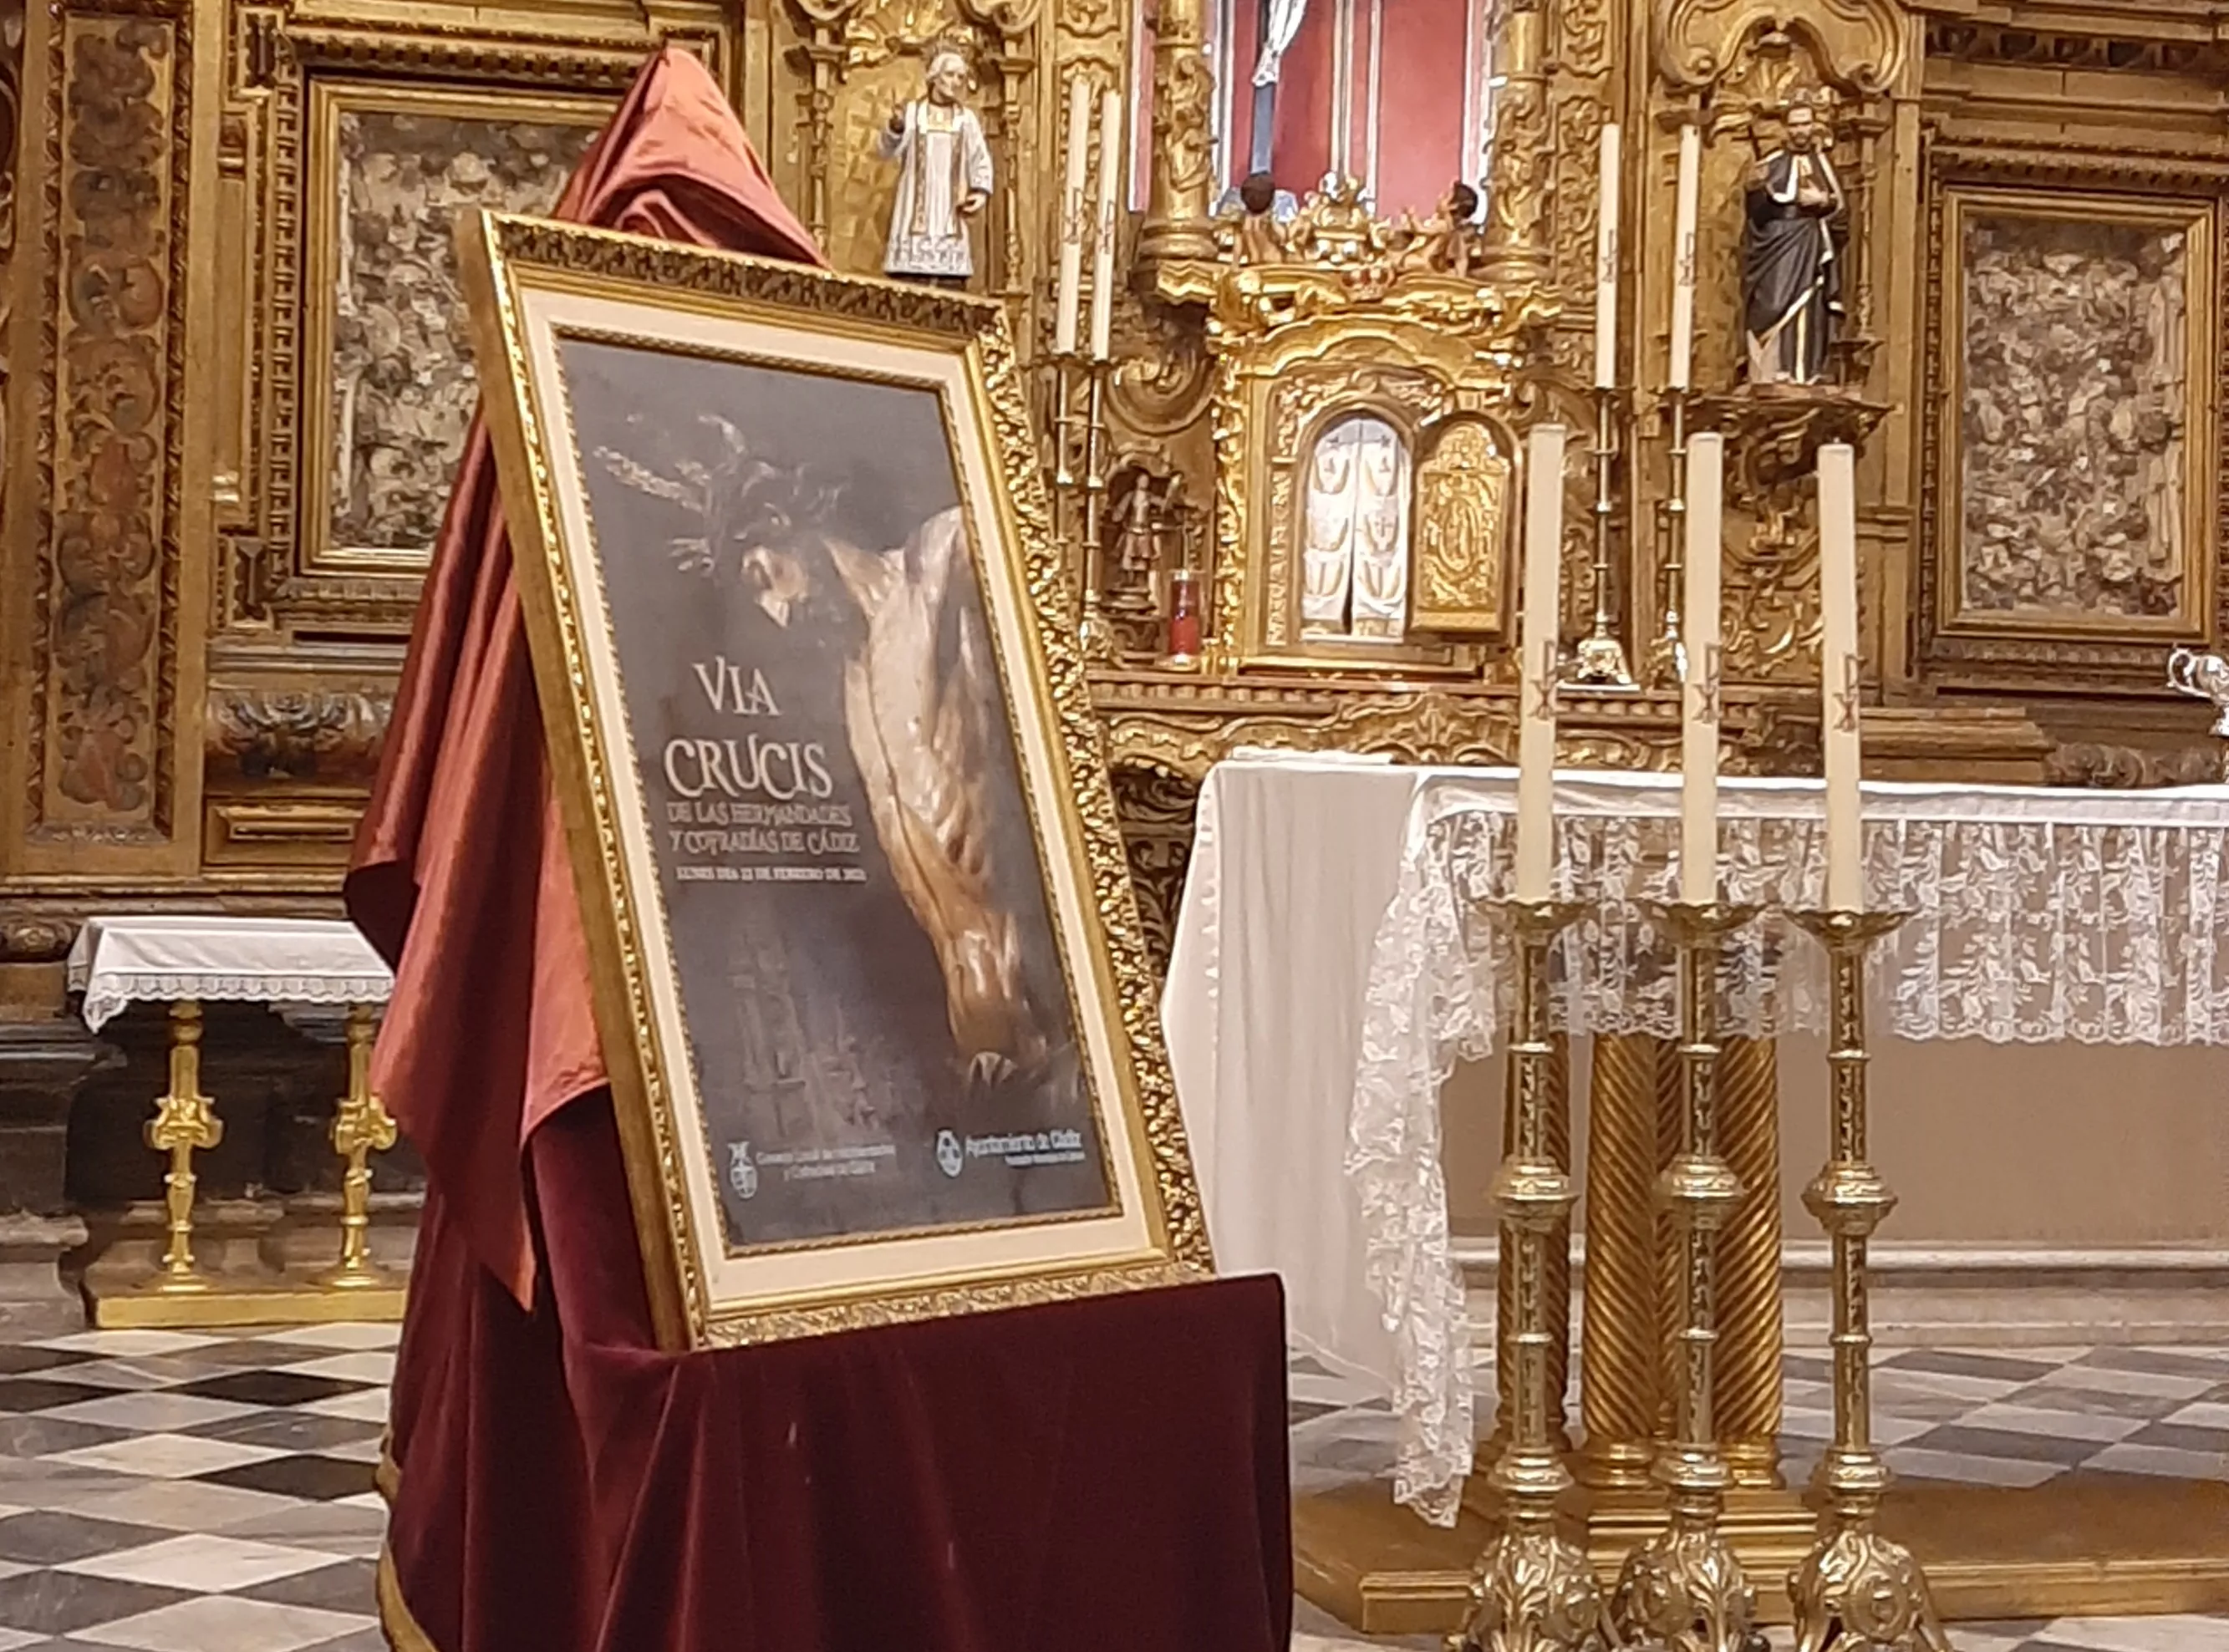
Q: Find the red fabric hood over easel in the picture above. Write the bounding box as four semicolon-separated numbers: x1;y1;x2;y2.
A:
347;48;1291;1652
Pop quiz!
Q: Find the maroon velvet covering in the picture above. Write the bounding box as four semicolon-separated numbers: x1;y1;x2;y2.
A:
351;47;1295;1652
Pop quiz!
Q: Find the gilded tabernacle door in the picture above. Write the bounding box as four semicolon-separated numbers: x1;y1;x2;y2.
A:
1195;184;1535;674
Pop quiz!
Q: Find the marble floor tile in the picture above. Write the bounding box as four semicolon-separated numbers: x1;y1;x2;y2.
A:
2033;1365;2216;1402
58;1484;305;1539
1957;1402;2150;1444
0;1573;190;1639
41;1437;285;1482
56;1538;338;1595
67;1595;368;1652
38;1397;258;1437
2079;1441;2229;1479
240;1329;395;1353
264;1355;391;1389
288;1393;387;1426
31;1337;220;1362
0;1519;182;1571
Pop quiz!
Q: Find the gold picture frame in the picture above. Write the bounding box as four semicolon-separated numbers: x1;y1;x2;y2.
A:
1936;185;2218;648
456;211;1210;1350
299;83;610;580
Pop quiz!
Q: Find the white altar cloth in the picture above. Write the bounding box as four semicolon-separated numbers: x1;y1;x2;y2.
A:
68;916;394;1033
1350;766;2229;1522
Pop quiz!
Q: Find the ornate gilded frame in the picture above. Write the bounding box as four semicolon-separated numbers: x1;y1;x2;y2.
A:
297;79;612;580
1921;156;2228;688
456;211;1209;1349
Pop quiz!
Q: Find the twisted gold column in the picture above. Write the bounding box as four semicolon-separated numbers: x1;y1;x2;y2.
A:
1478;0;1551;290
1579;1032;1661;1491
1137;0;1216;262
1654;1033;1682;1446
1718;1034;1784;1488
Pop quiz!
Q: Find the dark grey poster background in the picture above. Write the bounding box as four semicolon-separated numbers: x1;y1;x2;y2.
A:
557;335;1113;1249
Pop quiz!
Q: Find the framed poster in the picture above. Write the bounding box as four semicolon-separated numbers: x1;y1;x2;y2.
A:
455;211;1209;1348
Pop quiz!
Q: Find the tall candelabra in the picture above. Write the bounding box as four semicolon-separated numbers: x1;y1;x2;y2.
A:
1452;901;1606;1652
1611;902;1760;1652
1648;387;1692;689
1046;351;1117;660
1786;909;1954;1652
1568;385;1637;688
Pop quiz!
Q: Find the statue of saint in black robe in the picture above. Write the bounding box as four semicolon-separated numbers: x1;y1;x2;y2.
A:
1743;108;1845;386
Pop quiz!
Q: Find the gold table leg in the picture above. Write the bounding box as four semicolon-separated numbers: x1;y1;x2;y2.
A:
145;1001;222;1294
1453;902;1607;1652
318;1004;399;1290
1612;904;1761;1652
1787;912;1952;1652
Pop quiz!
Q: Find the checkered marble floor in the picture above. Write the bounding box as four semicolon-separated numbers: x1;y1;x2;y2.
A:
0;1321;2221;1651
0;1323;392;1651
1290;1341;2229;1652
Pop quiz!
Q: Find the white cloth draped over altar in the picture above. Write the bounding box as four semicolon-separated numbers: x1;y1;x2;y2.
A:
1159;754;2229;1527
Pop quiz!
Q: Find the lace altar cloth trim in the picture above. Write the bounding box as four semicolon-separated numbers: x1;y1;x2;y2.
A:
1348;769;2229;1524
68;916;394;1032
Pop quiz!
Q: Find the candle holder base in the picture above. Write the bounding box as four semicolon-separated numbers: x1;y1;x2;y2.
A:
1611;1501;1765;1652
1450;1519;1609;1652
1645;630;1687;693
1565;634;1638;690
1788;1516;1952;1652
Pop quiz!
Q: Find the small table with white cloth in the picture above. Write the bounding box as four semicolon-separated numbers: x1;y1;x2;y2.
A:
66;915;402;1328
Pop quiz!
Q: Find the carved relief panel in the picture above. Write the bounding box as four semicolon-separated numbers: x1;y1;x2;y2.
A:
7;0;198;865
301;86;604;578
1919;156;2228;689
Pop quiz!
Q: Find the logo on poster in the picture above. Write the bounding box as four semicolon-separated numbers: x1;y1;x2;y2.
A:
935;1130;964;1179
727;1141;759;1200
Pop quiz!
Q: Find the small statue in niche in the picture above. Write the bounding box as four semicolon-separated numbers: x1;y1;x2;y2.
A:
1223;170;1290;263
879;41;995;287
1742;94;1845;385
1397;181;1480;277
1109;470;1183;618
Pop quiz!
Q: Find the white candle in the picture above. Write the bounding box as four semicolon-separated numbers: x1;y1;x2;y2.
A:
1054;74;1089;357
1516;424;1567;904
1593;124;1621;389
1668;122;1702;392
1681;433;1723;904
1089;89;1122;361
1818;442;1864;912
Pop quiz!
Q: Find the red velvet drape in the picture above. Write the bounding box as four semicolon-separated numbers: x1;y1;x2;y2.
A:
351;47;1294;1652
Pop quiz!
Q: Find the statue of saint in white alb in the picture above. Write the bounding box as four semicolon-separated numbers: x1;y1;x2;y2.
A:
879;45;995;285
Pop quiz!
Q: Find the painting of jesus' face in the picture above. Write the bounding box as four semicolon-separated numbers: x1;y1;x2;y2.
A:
557;339;1112;1253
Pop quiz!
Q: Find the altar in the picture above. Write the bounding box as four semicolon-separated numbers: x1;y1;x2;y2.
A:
1165;752;2229;1633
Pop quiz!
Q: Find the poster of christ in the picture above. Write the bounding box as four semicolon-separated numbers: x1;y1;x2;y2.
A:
458;212;1207;1348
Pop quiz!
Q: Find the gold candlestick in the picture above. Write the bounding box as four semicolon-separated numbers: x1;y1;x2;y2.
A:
1646;388;1691;690
1568;385;1636;689
146;1001;222;1292
1453;901;1606;1652
1611;902;1759;1652
1076;357;1117;663
319;1005;400;1290
1787;909;1954;1652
